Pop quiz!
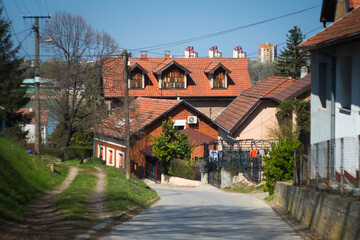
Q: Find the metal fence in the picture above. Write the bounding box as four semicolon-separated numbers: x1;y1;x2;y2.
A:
297;136;360;197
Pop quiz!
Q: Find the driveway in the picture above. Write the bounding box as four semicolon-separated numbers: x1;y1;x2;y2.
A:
101;184;301;240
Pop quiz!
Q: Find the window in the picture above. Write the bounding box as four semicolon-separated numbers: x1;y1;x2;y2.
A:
173;119;186;130
339;57;352;110
319;62;327;108
161;69;185;89
214;72;226;88
129;71;143;89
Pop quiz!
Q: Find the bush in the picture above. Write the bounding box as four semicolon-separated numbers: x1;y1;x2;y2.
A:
263;139;301;195
171;158;200;180
64;146;93;161
41;147;65;159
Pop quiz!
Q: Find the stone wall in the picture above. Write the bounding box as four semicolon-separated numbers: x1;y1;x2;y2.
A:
273;182;360;240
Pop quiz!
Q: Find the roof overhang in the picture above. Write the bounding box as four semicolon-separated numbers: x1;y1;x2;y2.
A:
130;62;148;74
204;62;231;75
298;31;360;50
153;60;191;75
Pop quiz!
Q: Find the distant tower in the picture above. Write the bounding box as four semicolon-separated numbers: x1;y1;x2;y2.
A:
209;46;222;58
185;46;198;58
233;46;246;58
258;43;277;62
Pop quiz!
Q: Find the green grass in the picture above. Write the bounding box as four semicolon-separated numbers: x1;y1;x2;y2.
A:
265;194;274;201
224;181;264;194
105;167;158;215
62;158;100;170
0;136;68;222
55;171;97;220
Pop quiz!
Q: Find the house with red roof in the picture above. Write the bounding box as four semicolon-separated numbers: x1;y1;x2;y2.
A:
102;46;252;119
214;74;311;149
298;0;360;183
93;97;218;179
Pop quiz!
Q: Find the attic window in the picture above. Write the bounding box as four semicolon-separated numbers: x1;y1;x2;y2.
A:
213;71;226;88
161;69;185;89
129;71;144;89
205;63;230;89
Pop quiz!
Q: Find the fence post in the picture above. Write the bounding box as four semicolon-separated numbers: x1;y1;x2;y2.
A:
316;143;319;190
327;140;330;192
294;149;297;185
307;146;310;187
300;154;303;186
340;138;344;196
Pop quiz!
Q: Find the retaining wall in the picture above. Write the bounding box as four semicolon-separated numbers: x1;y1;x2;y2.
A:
161;174;201;187
274;182;360;240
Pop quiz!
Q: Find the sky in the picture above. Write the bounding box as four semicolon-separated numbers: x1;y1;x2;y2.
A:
2;0;323;60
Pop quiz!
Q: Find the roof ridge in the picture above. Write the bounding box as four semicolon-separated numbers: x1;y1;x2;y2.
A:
263;77;294;96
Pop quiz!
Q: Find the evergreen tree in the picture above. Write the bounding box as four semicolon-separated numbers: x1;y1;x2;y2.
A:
275;26;310;79
0;7;29;139
151;118;193;175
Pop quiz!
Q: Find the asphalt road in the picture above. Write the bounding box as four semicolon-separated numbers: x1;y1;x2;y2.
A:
101;184;301;240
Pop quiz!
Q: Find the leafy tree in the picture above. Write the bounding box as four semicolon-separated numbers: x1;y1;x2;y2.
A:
268;99;310;147
0;7;30;140
248;60;276;84
151;118;193;175
275;26;310;79
263;139;301;195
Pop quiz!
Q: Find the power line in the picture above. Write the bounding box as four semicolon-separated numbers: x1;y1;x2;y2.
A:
21;0;32;15
1;1;32;59
129;4;321;52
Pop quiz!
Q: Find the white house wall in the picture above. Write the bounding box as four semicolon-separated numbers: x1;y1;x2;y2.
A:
310;41;360;144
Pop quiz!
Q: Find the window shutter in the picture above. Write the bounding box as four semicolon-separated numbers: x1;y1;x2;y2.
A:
225;74;228;88
184;75;187;88
210;74;214;88
158;75;162;89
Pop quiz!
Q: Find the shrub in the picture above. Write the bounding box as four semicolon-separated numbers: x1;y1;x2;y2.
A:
63;146;93;160
263;139;301;195
171;158;200;180
41;147;65;159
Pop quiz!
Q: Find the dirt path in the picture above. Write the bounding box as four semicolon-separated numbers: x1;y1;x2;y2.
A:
0;166;79;240
90;167;109;220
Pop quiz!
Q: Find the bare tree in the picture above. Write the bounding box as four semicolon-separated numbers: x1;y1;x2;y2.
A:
42;12;118;148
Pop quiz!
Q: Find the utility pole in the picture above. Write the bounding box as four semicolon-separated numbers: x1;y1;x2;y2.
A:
123;50;131;180
23;15;50;155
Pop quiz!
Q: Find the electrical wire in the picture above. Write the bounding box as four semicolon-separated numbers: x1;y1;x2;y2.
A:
130;4;321;52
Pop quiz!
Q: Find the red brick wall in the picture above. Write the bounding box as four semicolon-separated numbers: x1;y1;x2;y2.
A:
94;139;125;167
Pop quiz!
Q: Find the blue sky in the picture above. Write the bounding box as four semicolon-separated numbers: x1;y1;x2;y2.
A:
3;0;323;60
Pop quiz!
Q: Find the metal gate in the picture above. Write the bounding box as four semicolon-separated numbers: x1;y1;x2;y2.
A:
240;151;262;184
208;160;221;188
145;156;161;182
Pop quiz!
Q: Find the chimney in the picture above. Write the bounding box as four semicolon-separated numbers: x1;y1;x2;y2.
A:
300;66;308;79
165;50;171;59
233;46;246;58
140;51;148;59
209;46;222;58
185;46;198;58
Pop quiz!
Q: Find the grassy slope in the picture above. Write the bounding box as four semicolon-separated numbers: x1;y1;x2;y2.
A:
0;136;68;222
105;166;158;215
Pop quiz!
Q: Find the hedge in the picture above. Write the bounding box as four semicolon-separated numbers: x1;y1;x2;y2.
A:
41;146;93;161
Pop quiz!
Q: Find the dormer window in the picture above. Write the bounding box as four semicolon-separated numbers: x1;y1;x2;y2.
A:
153;60;191;89
162;69;185;89
213;71;226;88
130;71;143;89
128;63;147;89
205;62;231;89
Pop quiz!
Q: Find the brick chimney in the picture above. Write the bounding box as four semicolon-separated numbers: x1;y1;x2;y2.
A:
140;51;148;59
165;50;171;59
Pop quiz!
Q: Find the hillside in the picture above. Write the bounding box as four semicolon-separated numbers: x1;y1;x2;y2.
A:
0;136;68;223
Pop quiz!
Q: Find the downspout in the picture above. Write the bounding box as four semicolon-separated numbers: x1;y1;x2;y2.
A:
317;49;336;175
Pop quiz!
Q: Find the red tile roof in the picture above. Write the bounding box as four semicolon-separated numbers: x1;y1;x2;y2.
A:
20;109;49;124
103;57;251;98
299;6;360;49
349;0;360;9
272;73;311;101
214;76;296;132
94;97;180;139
